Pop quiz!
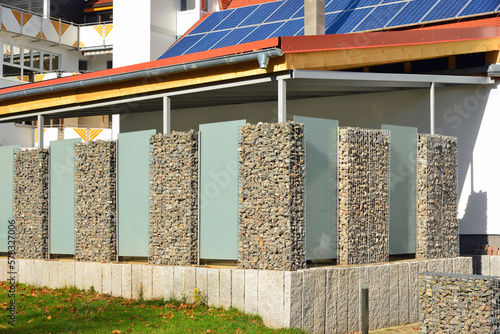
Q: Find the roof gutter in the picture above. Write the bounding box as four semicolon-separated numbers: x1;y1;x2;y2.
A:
0;48;284;102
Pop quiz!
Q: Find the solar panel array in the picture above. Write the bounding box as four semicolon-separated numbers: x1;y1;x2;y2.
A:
159;0;500;59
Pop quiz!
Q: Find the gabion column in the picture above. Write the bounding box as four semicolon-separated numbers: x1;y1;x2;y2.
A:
419;273;500;333
238;122;305;271
75;141;117;262
13;149;49;259
417;134;459;259
149;131;199;265
337;127;390;265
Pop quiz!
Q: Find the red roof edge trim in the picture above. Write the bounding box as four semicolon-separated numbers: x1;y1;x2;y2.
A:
0;38;281;96
280;25;500;53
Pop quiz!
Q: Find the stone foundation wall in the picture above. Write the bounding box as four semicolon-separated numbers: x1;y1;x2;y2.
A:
337;127;390;265
419;272;500;333
2;257;473;334
417;134;459;259
238;122;305;271
149;131;199;265
13;149;49;259
74;141;117;262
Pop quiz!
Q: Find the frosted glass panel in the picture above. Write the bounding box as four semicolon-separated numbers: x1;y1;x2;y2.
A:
294;116;338;260
118;130;156;257
50;139;80;255
200;120;245;260
0;146;19;253
382;124;417;255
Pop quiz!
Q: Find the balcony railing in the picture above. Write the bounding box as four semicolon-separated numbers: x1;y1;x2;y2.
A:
0;4;113;49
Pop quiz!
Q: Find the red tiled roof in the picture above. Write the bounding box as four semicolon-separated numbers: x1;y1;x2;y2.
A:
84;0;113;8
227;0;277;9
219;0;233;10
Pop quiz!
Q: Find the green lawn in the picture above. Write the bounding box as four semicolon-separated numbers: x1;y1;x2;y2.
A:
0;282;305;333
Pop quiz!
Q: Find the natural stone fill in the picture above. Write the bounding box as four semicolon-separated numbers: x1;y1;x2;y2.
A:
419;272;500;333
13;149;49;259
238;122;305;271
417;134;459;259
74;140;117;262
337;127;390;265
149;131;199;265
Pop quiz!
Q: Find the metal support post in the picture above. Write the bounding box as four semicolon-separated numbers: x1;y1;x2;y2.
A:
163;96;171;135
37;114;44;149
278;79;286;123
430;82;435;135
361;285;369;334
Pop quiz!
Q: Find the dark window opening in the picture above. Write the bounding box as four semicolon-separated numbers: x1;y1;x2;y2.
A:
79;60;88;72
180;0;196;11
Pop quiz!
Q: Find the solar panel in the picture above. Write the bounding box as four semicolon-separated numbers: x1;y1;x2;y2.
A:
186;30;232;54
265;0;302;22
459;0;500;17
347;0;384;10
422;0;470;22
325;0;353;13
354;3;406;32
158;0;500;60
239;1;283;26
211;26;258;49
214;6;257;30
190;10;235;34
327;7;373;34
325;12;343;28
161;34;206;58
268;18;304;38
387;0;433;28
239;21;285;44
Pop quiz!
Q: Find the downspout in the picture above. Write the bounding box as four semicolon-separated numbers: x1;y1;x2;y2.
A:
0;49;284;102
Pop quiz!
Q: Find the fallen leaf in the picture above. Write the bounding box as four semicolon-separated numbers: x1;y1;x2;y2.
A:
112;331;123;334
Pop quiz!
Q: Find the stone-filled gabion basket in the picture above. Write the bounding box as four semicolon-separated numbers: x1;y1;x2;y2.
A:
74;140;117;262
417;134;459;259
149;131;199;265
238;122;305;271
13;149;49;259
337;127;390;265
419;272;500;333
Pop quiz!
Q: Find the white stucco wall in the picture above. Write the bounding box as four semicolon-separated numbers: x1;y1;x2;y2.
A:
0;123;34;147
113;0;178;67
151;0;177;60
113;0;152;67
120;82;500;236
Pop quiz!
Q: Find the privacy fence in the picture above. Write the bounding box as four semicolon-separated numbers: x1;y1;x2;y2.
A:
0;117;459;269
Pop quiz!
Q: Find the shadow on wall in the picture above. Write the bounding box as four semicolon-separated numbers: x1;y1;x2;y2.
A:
460;190;488;255
461;190;488;235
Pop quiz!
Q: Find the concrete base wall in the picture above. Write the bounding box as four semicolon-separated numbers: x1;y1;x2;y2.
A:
0;257;472;333
472;255;500;276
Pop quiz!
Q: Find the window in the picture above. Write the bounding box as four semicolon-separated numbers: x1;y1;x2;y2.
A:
52;55;59;71
23;48;31;67
180;0;196;11
12;46;20;66
107;60;112;69
1;43;61;82
33;51;40;69
79;60;88;72
3;44;10;63
43;53;50;71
